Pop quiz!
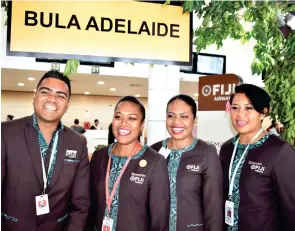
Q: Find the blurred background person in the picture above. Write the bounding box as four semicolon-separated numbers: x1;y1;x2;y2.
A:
90;119;102;130
267;120;284;136
71;118;86;134
6;114;14;121
267;120;280;136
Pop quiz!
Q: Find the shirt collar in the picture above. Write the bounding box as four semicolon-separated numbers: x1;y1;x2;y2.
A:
162;138;198;152
33;114;64;132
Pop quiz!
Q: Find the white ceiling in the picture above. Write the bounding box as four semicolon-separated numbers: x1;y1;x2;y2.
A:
1;68;199;99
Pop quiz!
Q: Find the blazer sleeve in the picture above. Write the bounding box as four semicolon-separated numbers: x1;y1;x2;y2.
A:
273;142;295;231
149;156;170;231
219;144;231;231
1;127;7;190
65;137;91;231
202;146;224;231
84;151;100;231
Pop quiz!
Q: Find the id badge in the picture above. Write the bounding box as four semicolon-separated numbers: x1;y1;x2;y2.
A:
158;147;171;159
102;217;114;231
225;200;234;226
35;194;50;216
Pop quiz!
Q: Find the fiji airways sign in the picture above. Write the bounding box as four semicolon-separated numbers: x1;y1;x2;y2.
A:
201;83;237;101
198;74;243;111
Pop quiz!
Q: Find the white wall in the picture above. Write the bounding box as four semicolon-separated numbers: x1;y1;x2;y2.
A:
1;91;148;130
197;111;237;153
191;12;264;86
195;39;263;87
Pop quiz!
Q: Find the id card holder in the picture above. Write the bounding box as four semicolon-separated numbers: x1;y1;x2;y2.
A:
225;200;234;226
102;216;114;231
35;194;50;216
159;147;171;159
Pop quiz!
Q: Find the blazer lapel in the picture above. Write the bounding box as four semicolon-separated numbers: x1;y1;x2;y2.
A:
47;129;69;190
25;117;43;190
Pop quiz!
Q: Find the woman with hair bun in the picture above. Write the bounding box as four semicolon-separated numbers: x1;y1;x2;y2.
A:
220;84;295;231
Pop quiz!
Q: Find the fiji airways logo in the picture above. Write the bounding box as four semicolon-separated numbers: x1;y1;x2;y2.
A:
130;173;145;184
65;150;77;159
202;84;236;101
249;161;265;174
186;165;200;172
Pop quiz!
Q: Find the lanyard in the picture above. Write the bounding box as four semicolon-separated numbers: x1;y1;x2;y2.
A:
40;132;59;194
228;128;263;198
105;142;140;213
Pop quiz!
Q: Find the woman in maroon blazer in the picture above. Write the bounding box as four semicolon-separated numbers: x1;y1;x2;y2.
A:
151;94;223;231
87;96;170;231
220;84;295;231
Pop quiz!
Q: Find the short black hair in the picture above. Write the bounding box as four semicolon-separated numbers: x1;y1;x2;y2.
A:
36;70;71;98
166;94;197;119
230;84;270;114
114;96;146;122
74;119;79;125
94;119;98;123
7;115;14;120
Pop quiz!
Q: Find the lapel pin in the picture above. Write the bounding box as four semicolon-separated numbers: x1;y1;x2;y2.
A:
139;159;147;168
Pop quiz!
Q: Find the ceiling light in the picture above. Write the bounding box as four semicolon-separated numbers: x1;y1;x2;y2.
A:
110;88;116;91
97;81;104;85
28;77;35;81
18;83;24;87
34;89;37;92
135;94;140;97
194;93;199;97
84;92;90;95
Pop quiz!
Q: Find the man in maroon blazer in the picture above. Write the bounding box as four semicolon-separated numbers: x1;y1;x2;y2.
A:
1;70;90;231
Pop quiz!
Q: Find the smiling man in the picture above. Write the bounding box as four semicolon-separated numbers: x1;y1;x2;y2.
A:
1;70;90;231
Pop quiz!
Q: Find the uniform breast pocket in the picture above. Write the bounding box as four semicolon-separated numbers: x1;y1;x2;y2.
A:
185;224;204;231
63;159;80;164
128;173;148;202
244;163;271;189
181;167;203;194
62;159;80;180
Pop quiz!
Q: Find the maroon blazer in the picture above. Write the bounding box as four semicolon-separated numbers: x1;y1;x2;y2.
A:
151;139;223;231
220;135;295;231
1;116;90;231
87;145;170;231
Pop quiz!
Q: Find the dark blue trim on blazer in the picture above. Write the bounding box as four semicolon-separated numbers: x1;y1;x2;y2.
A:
64;159;80;163
187;223;204;227
57;213;68;222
